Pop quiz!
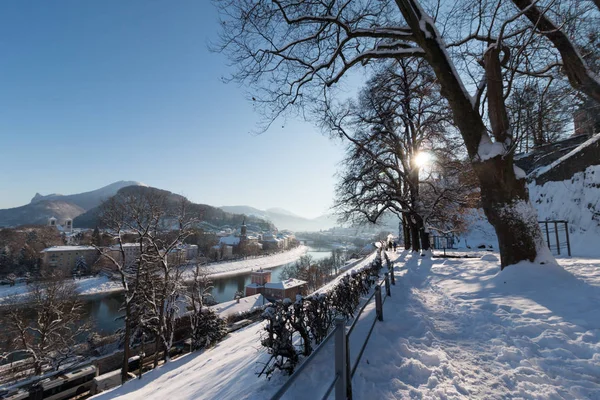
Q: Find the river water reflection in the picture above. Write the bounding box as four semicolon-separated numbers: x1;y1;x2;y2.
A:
80;247;333;335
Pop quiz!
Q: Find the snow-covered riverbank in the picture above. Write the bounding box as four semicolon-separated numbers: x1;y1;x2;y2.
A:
0;246;308;306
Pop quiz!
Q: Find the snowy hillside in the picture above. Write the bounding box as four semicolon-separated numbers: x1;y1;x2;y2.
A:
456;164;600;254
529;165;600;255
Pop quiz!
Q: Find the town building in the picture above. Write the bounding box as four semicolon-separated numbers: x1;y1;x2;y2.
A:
244;269;307;301
108;243;142;266
41;245;100;271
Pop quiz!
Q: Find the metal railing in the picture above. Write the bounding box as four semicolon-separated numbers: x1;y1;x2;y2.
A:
539;220;571;256
270;262;395;400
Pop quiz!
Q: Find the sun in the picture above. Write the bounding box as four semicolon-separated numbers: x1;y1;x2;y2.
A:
413;152;432;168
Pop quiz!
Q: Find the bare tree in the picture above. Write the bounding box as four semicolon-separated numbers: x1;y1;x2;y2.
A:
98;188;197;372
328;58;471;251
214;0;600;267
96;188;170;381
4;272;88;376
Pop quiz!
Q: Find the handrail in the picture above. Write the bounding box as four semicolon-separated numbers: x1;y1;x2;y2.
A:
321;373;339;400
270;323;340;400
270;256;394;400
347;279;385;337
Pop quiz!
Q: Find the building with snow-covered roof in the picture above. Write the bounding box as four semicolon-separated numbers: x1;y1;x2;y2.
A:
244;269;306;300
263;279;307;301
41;245;100;271
219;235;241;246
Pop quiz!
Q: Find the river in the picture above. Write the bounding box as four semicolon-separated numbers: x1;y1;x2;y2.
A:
78;247;334;335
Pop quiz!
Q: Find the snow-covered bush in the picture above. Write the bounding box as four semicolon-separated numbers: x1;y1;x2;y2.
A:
259;301;298;378
190;308;227;351
304;293;334;344
259;250;384;378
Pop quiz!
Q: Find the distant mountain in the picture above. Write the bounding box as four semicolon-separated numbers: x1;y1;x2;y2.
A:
75;187;274;231
29;180;145;210
220;205;338;232
0;181;145;228
265;207;300;217
216;205;269;220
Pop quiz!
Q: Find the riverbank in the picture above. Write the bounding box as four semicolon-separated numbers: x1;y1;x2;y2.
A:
0;246;308;306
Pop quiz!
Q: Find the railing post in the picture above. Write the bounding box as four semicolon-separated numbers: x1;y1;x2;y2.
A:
335;317;348;400
565;221;571;256
545;221;551;252
384;273;391;297
375;286;383;321
389;264;395;285
554;221;560;255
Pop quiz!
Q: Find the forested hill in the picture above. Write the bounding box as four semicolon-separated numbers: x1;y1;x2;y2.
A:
73;185;274;231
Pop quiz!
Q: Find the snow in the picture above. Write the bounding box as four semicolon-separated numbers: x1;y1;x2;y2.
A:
89;250;600;400
529;165;600;257
352;251;600;399
314;252;378;294
0;276;122;305
531;133;600;179
40;245;97;252
210;294;266;319
477;135;507;161
514;165;527;179
191;245;308;279
264;278;307;290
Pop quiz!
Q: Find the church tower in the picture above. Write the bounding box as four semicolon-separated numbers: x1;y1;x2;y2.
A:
240;218;247;241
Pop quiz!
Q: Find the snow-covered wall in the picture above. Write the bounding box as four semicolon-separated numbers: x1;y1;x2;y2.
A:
455;165;600;253
529;165;600;255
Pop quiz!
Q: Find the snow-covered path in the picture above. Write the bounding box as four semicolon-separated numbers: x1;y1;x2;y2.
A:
352;251;600;399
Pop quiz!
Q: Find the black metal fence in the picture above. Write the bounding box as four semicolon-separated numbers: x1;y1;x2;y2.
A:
270;265;395;400
538;220;571;256
429;235;455;250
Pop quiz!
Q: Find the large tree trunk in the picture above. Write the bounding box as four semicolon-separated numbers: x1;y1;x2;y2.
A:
409;215;421;252
395;0;548;268
472;157;545;268
402;213;411;250
413;213;430;252
122;303;131;383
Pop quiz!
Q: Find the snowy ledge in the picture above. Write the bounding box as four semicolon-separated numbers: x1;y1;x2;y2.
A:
530;133;600;179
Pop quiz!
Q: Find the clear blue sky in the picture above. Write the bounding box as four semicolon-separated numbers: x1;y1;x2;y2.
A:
0;0;346;219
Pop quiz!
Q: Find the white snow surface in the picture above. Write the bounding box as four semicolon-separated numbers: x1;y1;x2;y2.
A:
0;276;123;305
353;252;600;399
90;251;600;400
187;245;308;280
210;294;266;319
477;135;507;161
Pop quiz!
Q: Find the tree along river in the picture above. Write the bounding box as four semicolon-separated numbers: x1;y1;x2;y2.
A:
70;246;334;336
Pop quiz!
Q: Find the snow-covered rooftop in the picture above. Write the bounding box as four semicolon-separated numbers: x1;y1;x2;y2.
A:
210;294;266;318
219;235;240;246
264;278;306;290
41;245;97;252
